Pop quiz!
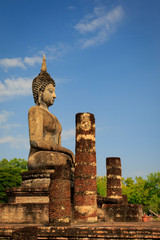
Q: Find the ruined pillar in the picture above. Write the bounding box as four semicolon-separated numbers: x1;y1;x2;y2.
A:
106;157;122;201
49;164;71;226
74;113;97;223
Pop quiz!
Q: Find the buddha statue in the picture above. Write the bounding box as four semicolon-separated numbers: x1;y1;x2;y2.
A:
28;55;74;171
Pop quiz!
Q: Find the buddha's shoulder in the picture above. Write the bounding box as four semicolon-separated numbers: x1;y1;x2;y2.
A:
28;106;55;119
28;106;49;116
29;106;41;113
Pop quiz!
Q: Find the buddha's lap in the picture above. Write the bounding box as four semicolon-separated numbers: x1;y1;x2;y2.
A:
28;151;72;170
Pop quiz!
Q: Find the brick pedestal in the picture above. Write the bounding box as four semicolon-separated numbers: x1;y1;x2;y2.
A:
102;204;143;222
49;164;71;226
106;157;122;201
74;113;97;223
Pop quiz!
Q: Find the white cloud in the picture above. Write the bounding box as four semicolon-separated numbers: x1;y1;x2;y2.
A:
44;43;70;60
68;6;76;10
24;56;42;66
74;5;124;48
0;58;25;69
0;110;22;129
0;136;14;144
0;55;43;70
62;129;75;140
0;111;13;124
0;123;22;130
0;44;69;71
0;135;29;149
0;77;32;101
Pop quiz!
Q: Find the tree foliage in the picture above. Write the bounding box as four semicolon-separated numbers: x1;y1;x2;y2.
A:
122;173;160;213
0;158;27;203
144;172;160;213
97;176;107;197
97;172;160;214
122;177;148;211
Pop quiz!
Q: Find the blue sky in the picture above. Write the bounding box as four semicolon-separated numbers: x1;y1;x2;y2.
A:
0;0;159;179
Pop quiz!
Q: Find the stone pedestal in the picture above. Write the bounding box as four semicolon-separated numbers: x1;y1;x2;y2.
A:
74;113;97;223
2;164;74;224
49;164;71;226
106;157;122;201
102;204;143;222
6;169;55;204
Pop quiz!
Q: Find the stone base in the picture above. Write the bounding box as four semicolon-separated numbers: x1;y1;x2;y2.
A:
5;169;54;204
6;187;49;203
0;222;160;239
6;168;74;204
0;203;48;224
21;169;55;190
97;195;123;207
1;167;74;225
102;203;143;222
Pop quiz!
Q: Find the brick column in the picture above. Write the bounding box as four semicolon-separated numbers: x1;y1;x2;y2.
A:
74;113;97;223
106;157;122;200
49;164;71;226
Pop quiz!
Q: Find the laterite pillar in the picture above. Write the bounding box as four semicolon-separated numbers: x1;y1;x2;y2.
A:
106;157;122;201
74;113;97;223
49;164;71;226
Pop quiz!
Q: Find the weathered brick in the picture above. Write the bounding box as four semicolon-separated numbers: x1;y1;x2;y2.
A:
49;164;71;226
74;113;97;223
74;194;97;206
75;165;96;176
106;157;122;200
74;176;97;193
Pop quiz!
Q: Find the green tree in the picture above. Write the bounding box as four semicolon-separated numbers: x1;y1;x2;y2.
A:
122;173;160;214
9;158;27;171
97;176;107;197
122;176;148;211
0;158;27;203
144;172;160;213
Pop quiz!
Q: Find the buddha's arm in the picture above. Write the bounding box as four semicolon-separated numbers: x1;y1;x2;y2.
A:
49;144;75;163
29;107;54;151
28;107;75;162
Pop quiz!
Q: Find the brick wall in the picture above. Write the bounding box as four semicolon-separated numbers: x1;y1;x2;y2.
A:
0;223;160;239
0;203;48;224
102;203;143;222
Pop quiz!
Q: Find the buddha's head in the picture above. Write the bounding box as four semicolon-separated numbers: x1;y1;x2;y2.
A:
32;55;56;107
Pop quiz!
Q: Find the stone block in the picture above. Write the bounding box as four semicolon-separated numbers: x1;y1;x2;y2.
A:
102;203;143;222
0;203;48;224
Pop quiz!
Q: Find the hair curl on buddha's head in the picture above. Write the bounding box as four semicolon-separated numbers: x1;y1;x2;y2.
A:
32;71;56;104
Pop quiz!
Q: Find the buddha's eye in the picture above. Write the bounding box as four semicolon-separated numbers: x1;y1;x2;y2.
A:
49;89;53;93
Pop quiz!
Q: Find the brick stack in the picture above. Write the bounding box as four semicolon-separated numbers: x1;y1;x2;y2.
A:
106;157;122;201
74;113;97;223
103;203;143;222
49;164;71;226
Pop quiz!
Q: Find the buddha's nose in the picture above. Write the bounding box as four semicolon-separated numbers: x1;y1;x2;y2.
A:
53;92;56;98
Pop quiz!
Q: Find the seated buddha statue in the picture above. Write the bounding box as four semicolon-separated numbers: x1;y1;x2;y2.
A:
28;55;74;171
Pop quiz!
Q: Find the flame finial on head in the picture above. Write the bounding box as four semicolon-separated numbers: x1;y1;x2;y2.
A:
41;54;47;72
32;55;55;104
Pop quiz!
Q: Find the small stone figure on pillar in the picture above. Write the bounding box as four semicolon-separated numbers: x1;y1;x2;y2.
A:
74;113;97;223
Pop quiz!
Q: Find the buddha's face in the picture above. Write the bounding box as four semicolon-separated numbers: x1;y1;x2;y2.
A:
41;84;56;107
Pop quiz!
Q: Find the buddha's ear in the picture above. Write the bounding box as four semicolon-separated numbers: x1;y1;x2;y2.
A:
37;87;43;106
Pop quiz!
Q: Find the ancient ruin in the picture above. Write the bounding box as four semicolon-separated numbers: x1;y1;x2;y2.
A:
74;113;97;223
0;56;160;239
